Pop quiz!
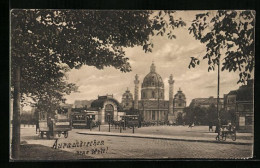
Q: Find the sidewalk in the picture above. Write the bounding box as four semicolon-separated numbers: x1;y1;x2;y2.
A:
77;130;253;145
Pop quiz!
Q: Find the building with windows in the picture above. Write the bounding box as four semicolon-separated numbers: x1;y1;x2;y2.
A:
70;63;187;125
89;95;125;124
122;62;186;123
224;80;253;132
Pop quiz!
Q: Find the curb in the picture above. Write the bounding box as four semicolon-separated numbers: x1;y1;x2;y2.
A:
77;132;253;146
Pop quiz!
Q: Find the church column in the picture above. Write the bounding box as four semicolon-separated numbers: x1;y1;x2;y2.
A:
168;74;174;114
134;74;139;109
168;74;175;123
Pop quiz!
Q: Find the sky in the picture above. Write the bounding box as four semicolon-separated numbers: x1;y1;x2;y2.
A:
64;11;244;106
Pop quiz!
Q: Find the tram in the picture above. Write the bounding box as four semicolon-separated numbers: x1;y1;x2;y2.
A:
121;115;139;128
71;111;98;129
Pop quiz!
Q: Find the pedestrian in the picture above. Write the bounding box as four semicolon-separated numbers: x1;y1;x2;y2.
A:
47;117;54;137
228;121;232;131
215;124;221;140
188;122;194;128
209;121;213;132
36;119;39;134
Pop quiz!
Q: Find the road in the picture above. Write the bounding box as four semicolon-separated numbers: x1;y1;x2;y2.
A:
16;125;253;159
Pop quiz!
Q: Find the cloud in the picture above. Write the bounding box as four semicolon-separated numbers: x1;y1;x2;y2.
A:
64;11;244;106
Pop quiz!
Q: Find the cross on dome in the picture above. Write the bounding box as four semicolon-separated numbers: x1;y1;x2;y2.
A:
150;62;156;73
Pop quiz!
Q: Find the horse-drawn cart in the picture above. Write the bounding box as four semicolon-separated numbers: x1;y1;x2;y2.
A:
221;125;236;141
216;125;236;141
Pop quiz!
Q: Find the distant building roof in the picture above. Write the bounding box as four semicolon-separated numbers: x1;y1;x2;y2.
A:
190;97;224;107
74;100;94;108
226;80;253;102
91;96;123;111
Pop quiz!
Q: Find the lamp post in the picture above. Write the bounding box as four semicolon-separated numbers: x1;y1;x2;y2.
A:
217;61;221;139
142;101;144;127
108;113;111;132
155;75;160;126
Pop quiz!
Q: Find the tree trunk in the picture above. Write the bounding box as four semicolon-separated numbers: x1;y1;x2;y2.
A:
11;66;21;159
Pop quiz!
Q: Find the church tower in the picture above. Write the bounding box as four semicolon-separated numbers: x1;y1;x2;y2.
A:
121;87;134;110
174;88;187;114
134;74;139;109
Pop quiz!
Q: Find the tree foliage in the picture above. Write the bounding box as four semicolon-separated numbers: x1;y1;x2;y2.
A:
11;10;185;108
184;104;220;126
188;10;255;83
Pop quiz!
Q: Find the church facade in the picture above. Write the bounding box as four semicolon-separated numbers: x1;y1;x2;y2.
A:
121;62;187;123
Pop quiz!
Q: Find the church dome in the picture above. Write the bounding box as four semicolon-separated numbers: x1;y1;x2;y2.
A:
141;62;165;100
142;62;164;88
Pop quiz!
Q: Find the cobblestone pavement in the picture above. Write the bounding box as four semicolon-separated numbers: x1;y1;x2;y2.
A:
16;126;253;159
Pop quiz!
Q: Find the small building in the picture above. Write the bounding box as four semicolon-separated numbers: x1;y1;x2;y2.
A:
90;95;125;124
224;80;253;132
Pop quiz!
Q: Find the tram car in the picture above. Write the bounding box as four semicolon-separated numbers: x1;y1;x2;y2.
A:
122;115;139;128
38;107;72;139
71;111;98;129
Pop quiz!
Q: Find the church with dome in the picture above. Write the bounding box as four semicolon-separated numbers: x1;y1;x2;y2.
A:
121;62;187;123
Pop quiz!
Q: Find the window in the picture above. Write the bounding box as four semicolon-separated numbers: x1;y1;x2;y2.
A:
126;95;129;99
161;92;163;98
126;102;129;106
179;95;181;99
179;103;182;107
92;115;95;120
142;92;146;98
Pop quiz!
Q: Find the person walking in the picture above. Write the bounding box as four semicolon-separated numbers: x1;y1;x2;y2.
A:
209;121;213;132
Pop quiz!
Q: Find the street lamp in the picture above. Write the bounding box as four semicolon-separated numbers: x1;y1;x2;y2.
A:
216;61;221;139
108;113;111;132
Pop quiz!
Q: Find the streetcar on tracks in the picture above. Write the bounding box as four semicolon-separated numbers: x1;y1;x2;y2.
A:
71;111;98;129
121;115;139;128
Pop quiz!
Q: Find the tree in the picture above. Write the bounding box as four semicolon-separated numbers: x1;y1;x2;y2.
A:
176;113;183;125
207;104;218;125
188;10;255;84
183;106;194;124
193;106;208;125
11;10;185;159
221;109;236;125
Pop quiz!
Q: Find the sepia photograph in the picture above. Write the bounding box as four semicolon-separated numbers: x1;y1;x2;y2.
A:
10;10;254;160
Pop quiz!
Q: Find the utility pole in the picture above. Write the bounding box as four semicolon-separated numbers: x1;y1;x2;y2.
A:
157;77;160;126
